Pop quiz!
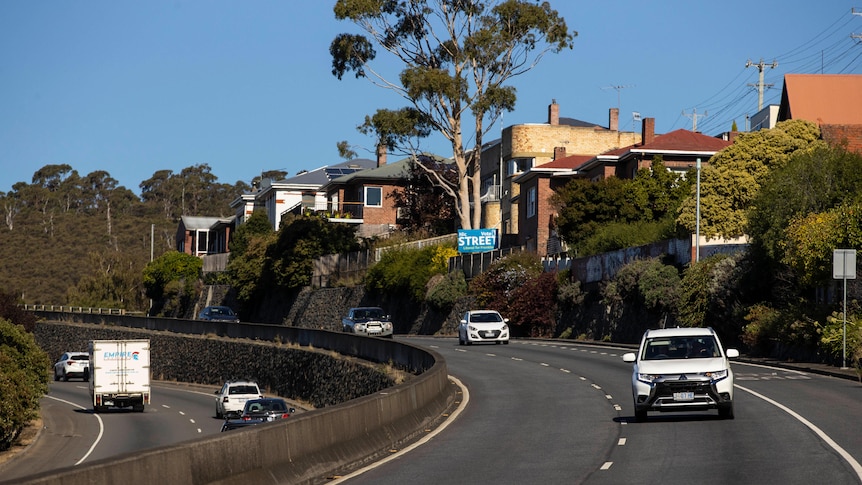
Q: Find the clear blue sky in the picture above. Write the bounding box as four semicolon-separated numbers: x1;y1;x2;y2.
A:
2;1;861;195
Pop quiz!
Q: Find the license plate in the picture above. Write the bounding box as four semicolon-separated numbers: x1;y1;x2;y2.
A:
673;392;695;401
484;331;495;337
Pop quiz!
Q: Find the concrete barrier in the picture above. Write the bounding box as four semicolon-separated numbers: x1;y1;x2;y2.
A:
16;313;455;485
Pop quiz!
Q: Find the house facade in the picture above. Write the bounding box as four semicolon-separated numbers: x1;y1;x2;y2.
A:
479;100;642;241
324;153;449;238
229;158;377;231
176;215;236;257
513;119;733;256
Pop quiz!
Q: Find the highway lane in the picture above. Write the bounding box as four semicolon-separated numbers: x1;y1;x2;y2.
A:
343;337;862;484
0;381;221;483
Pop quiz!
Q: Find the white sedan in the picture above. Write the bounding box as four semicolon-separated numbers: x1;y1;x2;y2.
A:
458;310;509;345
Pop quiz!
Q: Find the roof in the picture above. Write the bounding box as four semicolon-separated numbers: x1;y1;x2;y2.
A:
541;154;594;169
324;154;450;187
180;215;236;231
643;327;717;339
633;129;732;153
779;74;862;125
280;158;377;186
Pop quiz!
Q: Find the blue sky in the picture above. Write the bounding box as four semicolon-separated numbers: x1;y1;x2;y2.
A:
2;1;861;195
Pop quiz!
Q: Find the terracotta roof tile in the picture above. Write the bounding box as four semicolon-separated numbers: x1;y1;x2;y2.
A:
636;129;732;152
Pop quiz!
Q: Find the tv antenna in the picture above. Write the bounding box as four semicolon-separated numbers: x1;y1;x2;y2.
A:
601;84;635;110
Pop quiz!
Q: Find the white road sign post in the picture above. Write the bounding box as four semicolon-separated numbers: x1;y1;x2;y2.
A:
833;249;857;369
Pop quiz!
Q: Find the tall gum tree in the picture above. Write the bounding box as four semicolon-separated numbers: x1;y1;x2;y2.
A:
330;0;576;229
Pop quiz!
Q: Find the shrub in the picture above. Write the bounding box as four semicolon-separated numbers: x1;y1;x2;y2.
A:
366;244;452;302
426;271;467;312
142;251;202;300
0;318;50;451
0;289;37;333
468;252;543;310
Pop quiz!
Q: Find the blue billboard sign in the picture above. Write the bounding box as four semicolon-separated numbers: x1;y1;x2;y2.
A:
458;229;498;253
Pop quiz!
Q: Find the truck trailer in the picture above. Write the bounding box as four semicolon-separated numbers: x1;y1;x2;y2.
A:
88;339;151;412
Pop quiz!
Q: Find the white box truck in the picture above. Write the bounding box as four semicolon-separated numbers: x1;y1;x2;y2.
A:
88;339;151;413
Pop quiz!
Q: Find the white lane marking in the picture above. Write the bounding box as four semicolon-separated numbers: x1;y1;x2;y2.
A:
618;438;627;446
540;363;550;367
561;369;571;373
511;357;523;361
613;404;622;411
735;383;862;481
45;395;103;466
179;411;186;416
600;462;613;470
329;375;469;483
486;353;497;357
605;394;613;400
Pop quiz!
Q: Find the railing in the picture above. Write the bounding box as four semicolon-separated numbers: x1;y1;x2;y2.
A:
23;304;144;316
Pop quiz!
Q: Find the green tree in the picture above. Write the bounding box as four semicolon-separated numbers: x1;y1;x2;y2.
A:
677;119;825;238
469;251;543;313
388;156;459;236
0;318;50;451
676;252;753;339
748;145;862;264
142;251;202;300
331;0;576;229
782;204;862;287
366;244;452;302
67;251;147;310
603;257;680;327
266;214;360;289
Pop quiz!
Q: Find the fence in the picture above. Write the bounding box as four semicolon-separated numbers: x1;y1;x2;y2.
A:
448;246;524;280
310;233;457;288
23;304;143;316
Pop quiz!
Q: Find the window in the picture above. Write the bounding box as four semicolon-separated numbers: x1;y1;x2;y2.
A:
526;186;537;218
364;186;382;207
508;158;533;176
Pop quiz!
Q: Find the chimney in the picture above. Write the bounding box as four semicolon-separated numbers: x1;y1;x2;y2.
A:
376;143;387;167
548;99;559;125
609;108;619;131
642;117;655;145
553;146;566;160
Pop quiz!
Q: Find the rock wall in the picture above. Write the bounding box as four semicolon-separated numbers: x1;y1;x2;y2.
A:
34;321;394;409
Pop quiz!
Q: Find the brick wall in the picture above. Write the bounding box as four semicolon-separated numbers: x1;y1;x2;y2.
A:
821;124;862;154
508;124;641;163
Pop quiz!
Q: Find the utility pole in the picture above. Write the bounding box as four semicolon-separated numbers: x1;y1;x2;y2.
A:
682;108;707;131
746;58;778;110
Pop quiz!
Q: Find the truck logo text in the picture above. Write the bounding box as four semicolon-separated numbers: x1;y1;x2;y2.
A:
102;351;141;360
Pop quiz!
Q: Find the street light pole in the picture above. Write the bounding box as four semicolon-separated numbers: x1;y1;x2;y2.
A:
695;158;701;262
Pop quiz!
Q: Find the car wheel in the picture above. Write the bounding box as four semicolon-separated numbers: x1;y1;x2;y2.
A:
466;340;473;346
635;408;648;422
83;369;90;382
718;403;734;420
53;369;60;381
216;406;223;419
503;340;509;345
62;370;69;382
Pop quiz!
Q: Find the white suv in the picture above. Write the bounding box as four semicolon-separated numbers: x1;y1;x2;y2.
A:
622;327;739;421
214;381;263;418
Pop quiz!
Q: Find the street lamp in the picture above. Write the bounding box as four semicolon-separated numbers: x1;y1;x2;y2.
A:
695;158;701;263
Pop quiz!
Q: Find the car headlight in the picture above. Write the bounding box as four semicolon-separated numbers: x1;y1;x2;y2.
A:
383;322;392;330
356;323;366;330
636;372;661;384
704;369;728;381
501;324;508;331
468;325;478;332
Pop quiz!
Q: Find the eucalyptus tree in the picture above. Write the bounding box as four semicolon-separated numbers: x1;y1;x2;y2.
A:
330;0;576;229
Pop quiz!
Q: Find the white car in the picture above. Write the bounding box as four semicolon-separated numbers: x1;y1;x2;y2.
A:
622;327;739;421
54;351;90;381
214;381;263;419
458;310;509;345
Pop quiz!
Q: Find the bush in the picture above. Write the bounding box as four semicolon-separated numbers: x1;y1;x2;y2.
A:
0;318;50;451
468;252;543;310
142;251;202;300
365;244;453;302
426;271;467;312
578;216;678;257
0;289;37;333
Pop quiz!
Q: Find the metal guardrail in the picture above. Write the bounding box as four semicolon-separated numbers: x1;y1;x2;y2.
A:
23;304;144;316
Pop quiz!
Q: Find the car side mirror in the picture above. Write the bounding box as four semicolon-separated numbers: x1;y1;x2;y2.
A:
622;352;636;363
503;318;510;323
726;348;740;358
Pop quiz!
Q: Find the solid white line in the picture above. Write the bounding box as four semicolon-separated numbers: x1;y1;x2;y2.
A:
328;375;469;483
735;384;862;481
45;395;103;465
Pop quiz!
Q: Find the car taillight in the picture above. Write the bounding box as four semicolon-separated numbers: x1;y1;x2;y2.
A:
242;416;252;421
280;413;290;419
222;397;229;403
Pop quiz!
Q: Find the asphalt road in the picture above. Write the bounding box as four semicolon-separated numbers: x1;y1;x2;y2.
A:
340;337;862;485
0;381;223;483
5;338;862;484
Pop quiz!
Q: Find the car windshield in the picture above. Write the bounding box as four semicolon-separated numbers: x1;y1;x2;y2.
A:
211;307;234;315
470;312;502;323
229;385;258;395
71;355;88;361
642;336;719;360
356;309;384;319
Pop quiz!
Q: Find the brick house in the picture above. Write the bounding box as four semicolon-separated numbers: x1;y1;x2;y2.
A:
479;100;642;242
777;74;862;153
230;158;377;231
323;152;450;238
513;120;732;256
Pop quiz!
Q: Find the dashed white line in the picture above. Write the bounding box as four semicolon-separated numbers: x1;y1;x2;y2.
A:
601;462;613;470
561;369;571;373
540;363;550;367
618;438;627;446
